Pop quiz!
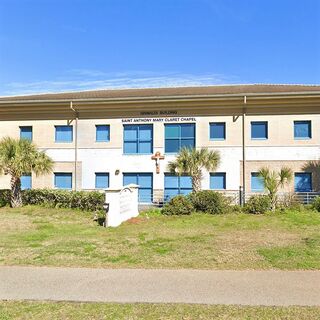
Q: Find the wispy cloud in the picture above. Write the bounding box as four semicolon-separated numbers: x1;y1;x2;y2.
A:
2;70;242;96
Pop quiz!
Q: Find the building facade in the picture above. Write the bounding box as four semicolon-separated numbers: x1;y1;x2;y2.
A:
0;85;319;203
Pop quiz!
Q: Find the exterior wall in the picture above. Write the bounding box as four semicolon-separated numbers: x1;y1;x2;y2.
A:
0;114;319;195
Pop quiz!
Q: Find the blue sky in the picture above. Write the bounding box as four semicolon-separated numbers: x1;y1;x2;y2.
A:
0;0;319;96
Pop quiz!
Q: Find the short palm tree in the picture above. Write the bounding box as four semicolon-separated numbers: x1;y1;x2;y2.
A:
258;166;293;210
0;137;54;207
168;147;220;192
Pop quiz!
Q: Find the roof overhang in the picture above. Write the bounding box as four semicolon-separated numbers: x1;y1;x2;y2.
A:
0;91;320;120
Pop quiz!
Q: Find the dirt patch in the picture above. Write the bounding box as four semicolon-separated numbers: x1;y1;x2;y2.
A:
126;217;148;224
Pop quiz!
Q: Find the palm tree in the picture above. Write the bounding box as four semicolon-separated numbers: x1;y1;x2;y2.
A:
0;137;54;207
168;147;220;192
258;166;293;210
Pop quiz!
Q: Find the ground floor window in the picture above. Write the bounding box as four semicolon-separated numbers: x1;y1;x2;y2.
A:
21;173;31;190
123;173;153;203
95;173;109;189
251;172;264;192
164;174;192;201
210;172;226;190
54;173;72;189
294;173;312;192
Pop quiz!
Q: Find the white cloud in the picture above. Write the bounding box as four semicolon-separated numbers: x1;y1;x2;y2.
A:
2;70;242;96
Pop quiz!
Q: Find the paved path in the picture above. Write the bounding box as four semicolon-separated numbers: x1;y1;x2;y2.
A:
0;266;319;306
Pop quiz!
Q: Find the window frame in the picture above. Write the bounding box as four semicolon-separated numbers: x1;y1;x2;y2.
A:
123;124;153;155
95;172;110;189
294;120;312;140
54;172;73;190
210;172;226;190
19;126;33;141
164;123;196;154
95;125;110;142
251;121;268;140
55;125;73;143
209;122;226;141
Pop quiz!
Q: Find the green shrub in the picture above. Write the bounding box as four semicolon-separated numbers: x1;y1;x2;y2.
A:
245;195;272;214
0;189;11;207
189;190;230;214
22;189;104;212
162;195;194;215
312;196;320;212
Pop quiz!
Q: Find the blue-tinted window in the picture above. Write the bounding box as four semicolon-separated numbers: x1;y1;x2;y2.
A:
294;173;312;192
210;123;226;140
20;126;32;141
251;122;268;139
123;173;153;203
95;173;109;189
251;172;264;192
21;174;31;190
55;126;73;142
165;123;195;153
294;121;311;139
123;125;153;154
54;173;72;189
210;173;226;190
164;174;192;201
96;125;110;142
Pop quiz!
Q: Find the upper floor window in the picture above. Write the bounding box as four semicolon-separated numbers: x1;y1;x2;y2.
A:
123;124;153;154
294;121;311;139
251;172;264;192
20;126;32;141
210;172;226;190
210;122;226;140
294;173;312;192
54;172;72;189
96;125;110;142
95;172;109;189
165;123;195;153
21;173;32;190
55;125;73;143
251;121;268;140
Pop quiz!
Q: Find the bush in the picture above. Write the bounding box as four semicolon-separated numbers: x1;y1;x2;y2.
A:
22;189;104;212
189;190;230;214
0;189;11;207
162;195;194;215
312;196;320;212
245;195;272;214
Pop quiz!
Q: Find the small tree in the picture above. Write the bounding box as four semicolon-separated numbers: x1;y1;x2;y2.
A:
0;137;54;207
168;147;220;192
258;166;293;210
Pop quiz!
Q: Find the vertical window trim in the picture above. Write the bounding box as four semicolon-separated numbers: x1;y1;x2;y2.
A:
251;121;268;140
209;122;226;141
55;125;73;143
294;121;312;140
95;125;110;142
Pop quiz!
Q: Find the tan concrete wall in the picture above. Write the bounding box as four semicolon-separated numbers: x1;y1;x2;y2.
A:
241;160;320;192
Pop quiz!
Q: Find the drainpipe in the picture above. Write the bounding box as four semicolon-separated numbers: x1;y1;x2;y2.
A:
70;101;78;191
242;96;247;204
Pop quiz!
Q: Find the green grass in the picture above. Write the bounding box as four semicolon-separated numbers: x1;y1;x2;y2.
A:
0;206;319;269
0;301;319;320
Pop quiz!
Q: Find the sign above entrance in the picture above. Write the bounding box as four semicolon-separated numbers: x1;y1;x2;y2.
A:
122;117;197;123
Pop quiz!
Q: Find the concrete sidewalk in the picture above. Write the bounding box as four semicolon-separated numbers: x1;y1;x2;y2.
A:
0;266;319;306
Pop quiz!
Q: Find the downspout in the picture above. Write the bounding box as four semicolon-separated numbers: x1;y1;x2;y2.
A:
242;96;247;204
70;101;78;191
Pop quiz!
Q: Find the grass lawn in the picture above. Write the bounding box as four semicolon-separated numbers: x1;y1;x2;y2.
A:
0;205;319;269
0;301;320;320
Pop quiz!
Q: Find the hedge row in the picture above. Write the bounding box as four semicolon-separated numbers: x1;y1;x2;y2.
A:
0;188;105;212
